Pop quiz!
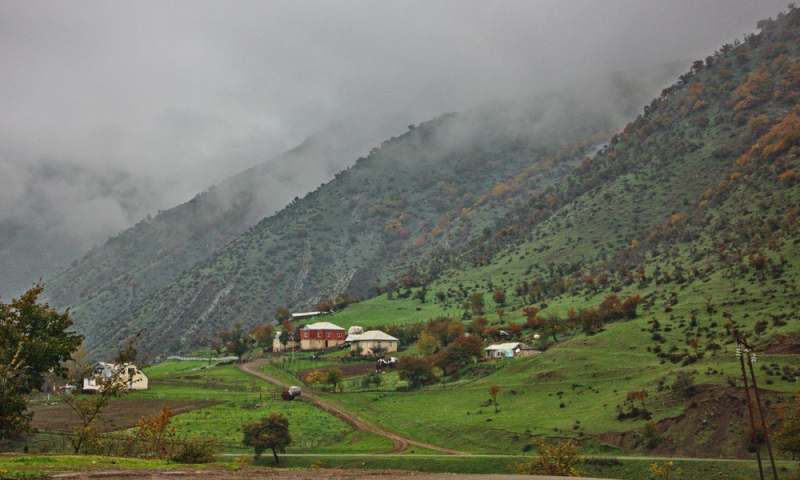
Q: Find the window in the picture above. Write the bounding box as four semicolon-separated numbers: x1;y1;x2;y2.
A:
377;342;382;348
128;367;136;376
337;332;342;338
327;332;331;338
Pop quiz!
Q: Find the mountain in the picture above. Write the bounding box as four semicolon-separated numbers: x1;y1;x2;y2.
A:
63;85;675;359
0;163;176;300
42;59;686;359
282;8;800;460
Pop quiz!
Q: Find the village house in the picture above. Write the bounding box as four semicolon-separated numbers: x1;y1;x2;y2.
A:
299;321;346;350
345;330;400;356
484;342;538;359
82;362;149;393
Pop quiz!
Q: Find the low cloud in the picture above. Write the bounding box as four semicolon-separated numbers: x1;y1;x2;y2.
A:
0;0;788;295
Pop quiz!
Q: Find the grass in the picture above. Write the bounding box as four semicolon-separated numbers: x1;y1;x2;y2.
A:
0;454;183;478
2;453;794;480
326;296;451;331
20;360;393;457
173;397;355;453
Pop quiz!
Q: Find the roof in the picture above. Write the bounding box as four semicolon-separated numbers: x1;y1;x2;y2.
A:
484;342;532;351
303;321;345;331
292;311;322;318
346;330;399;342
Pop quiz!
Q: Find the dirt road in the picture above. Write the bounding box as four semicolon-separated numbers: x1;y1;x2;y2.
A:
238;359;465;455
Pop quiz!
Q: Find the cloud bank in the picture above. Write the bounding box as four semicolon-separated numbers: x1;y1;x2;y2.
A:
0;0;788;295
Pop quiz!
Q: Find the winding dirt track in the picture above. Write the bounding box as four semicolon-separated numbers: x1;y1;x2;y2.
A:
239;359;465;456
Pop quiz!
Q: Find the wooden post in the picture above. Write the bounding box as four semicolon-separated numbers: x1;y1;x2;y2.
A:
737;341;764;480
740;334;779;480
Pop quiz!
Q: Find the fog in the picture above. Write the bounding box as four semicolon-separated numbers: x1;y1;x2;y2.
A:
0;0;788;296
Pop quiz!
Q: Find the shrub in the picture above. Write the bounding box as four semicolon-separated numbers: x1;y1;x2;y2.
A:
513;439;581;477
170;438;217;464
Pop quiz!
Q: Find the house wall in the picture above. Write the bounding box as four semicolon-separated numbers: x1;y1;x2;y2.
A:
300;329;345;350
83;365;148;392
273;338;298;352
350;340;397;356
128;369;148;390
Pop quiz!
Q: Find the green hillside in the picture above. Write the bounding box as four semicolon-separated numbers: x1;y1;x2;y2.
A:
42;125;389;350
76;92;653;359
13;7;800;479
308;7;800;461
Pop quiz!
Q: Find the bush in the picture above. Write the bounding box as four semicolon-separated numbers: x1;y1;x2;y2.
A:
513;439;581;476
170;438;217;464
671;371;696;398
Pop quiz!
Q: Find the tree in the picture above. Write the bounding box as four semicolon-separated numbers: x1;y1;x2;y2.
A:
114;336;139;364
470;316;489;337
513;439;581;476
122;404;179;459
325;368;344;392
279;319;294;349
492;287;507;306
0;285;83;440
469;292;485;315
621;294;644;319
251;324;276;352
58;332;143;453
452;334;484;361
305;370;324;386
416;332;442;356
274;307;290;323
523;307;540;329
222;322;253;362
242;413;292;463
63;345;92;385
539;313;563;341
489;386;500;413
397;356;436;389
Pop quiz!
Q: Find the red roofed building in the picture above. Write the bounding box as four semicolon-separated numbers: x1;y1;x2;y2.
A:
299;322;346;350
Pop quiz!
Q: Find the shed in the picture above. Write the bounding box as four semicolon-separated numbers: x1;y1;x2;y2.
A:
484;342;538;359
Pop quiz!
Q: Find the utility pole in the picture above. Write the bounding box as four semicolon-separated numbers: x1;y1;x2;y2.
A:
735;330;778;480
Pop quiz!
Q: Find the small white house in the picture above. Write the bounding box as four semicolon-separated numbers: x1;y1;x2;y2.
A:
484;342;538;359
82;362;148;393
346;330;400;356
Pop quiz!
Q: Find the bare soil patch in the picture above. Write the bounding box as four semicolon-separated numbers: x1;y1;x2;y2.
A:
762;333;800;354
296;362;378;379
595;384;792;459
31;399;219;433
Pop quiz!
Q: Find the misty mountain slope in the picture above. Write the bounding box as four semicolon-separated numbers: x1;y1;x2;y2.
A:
0;163;177;299
418;14;800;295
309;11;800;458
80;92;645;359
42;123;383;321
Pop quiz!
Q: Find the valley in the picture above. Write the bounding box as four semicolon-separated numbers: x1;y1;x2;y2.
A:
3;4;800;479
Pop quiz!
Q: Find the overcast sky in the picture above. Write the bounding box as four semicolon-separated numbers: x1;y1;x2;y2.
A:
0;0;789;257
